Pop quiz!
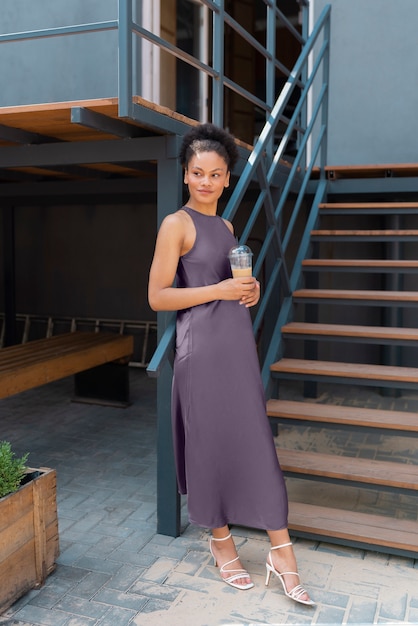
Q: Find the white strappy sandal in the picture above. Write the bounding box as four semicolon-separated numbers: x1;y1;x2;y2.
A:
209;533;254;591
265;542;315;606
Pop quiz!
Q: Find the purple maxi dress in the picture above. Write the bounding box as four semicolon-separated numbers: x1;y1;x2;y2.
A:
171;206;289;530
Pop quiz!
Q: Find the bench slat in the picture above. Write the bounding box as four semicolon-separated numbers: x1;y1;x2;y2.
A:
0;332;133;399
0;332;131;371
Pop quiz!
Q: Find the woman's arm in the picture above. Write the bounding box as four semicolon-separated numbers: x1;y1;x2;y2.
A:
148;213;259;312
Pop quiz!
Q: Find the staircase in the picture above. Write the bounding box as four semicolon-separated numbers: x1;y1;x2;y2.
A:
267;165;418;558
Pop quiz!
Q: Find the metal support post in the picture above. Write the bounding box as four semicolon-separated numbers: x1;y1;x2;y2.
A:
212;0;224;127
155;138;183;536
118;0;133;118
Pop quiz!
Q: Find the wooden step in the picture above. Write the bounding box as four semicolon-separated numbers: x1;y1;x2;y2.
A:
281;322;418;345
266;398;418;434
293;288;418;304
311;229;418;241
325;163;418;180
319;201;418;214
277;448;418;492
288;501;418;557
270;358;418;386
302;259;418;271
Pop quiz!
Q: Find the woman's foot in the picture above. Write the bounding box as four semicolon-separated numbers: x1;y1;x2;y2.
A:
266;542;314;606
209;533;254;590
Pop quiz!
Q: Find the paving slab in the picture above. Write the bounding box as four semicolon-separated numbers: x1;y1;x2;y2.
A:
0;373;417;625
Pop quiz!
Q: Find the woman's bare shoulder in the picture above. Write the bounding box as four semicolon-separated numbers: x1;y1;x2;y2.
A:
159;209;190;234
222;218;234;234
161;209;187;226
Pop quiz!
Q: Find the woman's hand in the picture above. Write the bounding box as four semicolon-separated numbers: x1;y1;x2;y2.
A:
217;277;260;307
240;278;260;308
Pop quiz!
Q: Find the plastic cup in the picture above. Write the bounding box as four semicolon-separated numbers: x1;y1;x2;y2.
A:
228;245;253;278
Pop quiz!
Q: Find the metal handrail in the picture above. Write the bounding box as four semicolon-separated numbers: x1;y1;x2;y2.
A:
0;21;118;43
1;1;306;140
122;0;306;125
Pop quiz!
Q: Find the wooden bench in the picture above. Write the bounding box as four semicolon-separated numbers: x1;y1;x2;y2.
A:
0;331;134;406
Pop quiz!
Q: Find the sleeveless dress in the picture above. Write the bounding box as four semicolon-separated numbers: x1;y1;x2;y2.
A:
171;206;289;530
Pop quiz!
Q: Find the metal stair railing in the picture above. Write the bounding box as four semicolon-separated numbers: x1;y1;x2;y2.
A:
147;4;331;538
147;5;331;389
1;1;302;133
119;0;307;128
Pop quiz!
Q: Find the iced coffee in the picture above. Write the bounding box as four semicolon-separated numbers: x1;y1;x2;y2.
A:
228;245;253;278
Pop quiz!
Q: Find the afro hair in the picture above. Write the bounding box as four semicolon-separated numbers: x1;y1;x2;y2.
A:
179;123;239;172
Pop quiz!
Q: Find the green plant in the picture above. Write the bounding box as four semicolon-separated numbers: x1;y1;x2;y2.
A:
0;441;29;498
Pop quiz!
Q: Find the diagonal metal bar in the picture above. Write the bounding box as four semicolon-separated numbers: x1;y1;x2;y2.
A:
273;3;305;44
274;83;328;227
0;124;58;145
254;161;291;294
222;5;331;224
131;21;218;79
269;38;329;177
252;260;282;337
146;315;176;378
283;125;327;254
239;189;267;246
254;94;327;285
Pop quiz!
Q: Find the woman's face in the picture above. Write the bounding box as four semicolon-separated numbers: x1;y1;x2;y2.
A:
184;150;230;210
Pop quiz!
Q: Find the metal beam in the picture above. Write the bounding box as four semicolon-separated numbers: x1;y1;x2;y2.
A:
44;164;111;180
0;178;156;205
71;107;152;139
0;136;167;169
0;124;58;145
0;169;45;183
130;103;192;136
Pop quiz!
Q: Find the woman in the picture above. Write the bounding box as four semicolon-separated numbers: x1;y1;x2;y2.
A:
148;123;314;605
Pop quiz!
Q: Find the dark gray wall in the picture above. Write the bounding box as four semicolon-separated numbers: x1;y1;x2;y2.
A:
0;200;157;322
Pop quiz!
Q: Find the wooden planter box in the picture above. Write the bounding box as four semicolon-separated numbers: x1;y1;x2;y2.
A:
0;467;59;613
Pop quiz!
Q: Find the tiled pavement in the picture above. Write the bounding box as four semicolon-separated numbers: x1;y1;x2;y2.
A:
0;371;418;626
